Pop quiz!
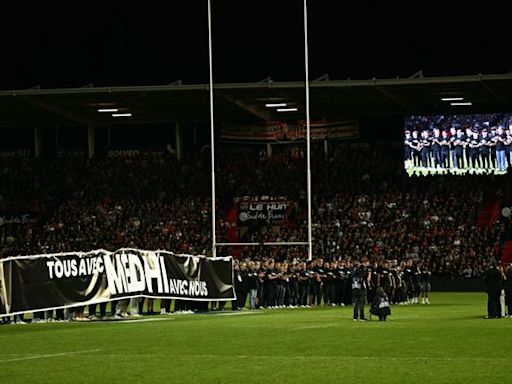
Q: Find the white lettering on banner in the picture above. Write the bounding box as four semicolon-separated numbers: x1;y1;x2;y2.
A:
55;260;63;278
44;252;210;297
46;261;55;279
102;253;209;297
143;255;163;294
46;256;106;279
188;281;208;296
79;259;87;276
237;196;289;224
127;253;145;292
104;254;128;295
239;211;286;222
159;256;169;293
180;280;188;295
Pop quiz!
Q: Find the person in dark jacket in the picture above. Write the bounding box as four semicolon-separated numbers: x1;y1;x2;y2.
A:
484;262;504;319
370;287;391;321
232;261;244;310
503;263;512;317
351;261;370;321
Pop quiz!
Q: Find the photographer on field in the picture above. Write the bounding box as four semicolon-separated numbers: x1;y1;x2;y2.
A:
351;260;370;321
370;286;391;321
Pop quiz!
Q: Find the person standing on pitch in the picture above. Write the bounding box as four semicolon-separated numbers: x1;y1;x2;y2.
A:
484;262;503;319
351;260;370;321
419;263;431;304
504;263;512;317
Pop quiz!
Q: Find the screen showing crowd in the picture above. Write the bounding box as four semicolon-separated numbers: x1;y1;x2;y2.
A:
404;114;512;176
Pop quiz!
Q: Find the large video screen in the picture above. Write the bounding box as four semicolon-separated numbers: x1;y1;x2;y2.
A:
404;114;512;176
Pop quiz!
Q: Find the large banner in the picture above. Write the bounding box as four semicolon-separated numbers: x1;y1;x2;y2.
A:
221;119;359;142
0;249;235;316
235;196;290;225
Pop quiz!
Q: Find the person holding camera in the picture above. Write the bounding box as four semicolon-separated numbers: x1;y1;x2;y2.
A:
370;287;391;321
351;261;370;321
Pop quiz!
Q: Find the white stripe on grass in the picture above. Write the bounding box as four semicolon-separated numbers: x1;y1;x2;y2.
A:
0;349;102;364
166;354;512;362
292;323;338;330
98;318;175;324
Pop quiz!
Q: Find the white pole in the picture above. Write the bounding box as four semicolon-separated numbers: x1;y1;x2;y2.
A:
208;0;217;257
304;0;313;261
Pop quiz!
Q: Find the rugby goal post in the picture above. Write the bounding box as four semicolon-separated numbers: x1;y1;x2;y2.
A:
207;0;313;260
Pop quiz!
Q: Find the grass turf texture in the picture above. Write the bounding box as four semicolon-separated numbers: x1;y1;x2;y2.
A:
1;292;511;384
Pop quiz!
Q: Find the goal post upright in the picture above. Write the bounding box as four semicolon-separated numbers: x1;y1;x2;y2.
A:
304;0;313;261
207;0;217;257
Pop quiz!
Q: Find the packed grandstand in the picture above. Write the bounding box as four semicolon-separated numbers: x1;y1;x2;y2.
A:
1;142;509;282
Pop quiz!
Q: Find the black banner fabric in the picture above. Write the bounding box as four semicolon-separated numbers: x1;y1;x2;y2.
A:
0;249;235;316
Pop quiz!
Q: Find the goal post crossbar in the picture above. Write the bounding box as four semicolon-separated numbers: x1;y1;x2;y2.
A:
216;242;309;247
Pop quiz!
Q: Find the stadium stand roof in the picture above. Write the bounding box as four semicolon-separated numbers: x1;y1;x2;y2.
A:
1;73;512;128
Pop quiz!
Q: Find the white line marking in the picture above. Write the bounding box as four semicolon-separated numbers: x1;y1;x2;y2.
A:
0;349;102;364
165;354;510;362
98;318;174;324
211;311;259;317
292;323;337;330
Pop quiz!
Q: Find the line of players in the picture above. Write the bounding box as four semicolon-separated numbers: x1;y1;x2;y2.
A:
0;258;432;324
404;125;512;172
231;257;432;310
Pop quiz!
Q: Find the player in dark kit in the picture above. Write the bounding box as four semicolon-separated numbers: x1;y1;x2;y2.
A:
322;262;336;306
404;130;413;168
377;261;393;299
408;261;421;304
298;262;310;307
449;127;457;169
431;128;442;169
464;127;472;169
452;129;465;170
335;261;348;306
420;130;431;168
403;260;414;304
419;263;431;304
479;129;491;170
440;130;450;169
468;130;482;170
288;263;299;307
411;130;421;167
490;126;498;169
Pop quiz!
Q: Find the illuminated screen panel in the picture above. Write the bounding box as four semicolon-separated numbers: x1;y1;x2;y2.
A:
404;114;512;176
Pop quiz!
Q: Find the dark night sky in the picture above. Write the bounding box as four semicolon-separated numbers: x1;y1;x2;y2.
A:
1;1;510;90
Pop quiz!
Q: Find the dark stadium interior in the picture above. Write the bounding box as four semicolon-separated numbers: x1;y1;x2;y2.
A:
1;1;511;90
4;3;512;384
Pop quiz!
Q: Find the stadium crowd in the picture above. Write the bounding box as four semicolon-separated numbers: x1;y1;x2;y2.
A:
1;144;509;278
2;141;512;322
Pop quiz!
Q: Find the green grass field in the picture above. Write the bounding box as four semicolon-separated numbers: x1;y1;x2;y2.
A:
1;292;512;384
